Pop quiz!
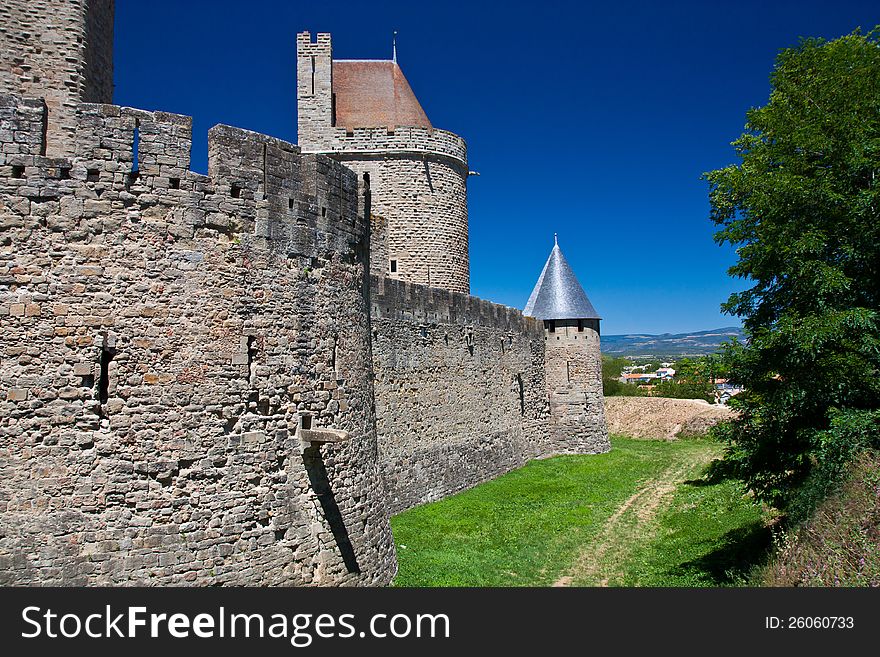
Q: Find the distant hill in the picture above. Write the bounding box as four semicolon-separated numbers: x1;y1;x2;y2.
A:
601;327;744;358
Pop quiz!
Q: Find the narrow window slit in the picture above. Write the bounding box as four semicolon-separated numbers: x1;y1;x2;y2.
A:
11;165;24;178
516;374;525;416
247;335;257;370
98;345;115;405
40;104;48;156
169;177;180;189
131;122;139;173
230;183;241;198
262;143;268;194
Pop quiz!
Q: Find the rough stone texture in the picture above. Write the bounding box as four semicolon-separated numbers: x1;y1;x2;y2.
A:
0;96;396;585
543;319;610;454
370;276;550;513
0;5;611;585
368;210;388;280
297;32;470;295
0;0;114;157
604;396;735;440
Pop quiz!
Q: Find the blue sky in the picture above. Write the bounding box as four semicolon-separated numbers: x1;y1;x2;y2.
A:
113;0;879;334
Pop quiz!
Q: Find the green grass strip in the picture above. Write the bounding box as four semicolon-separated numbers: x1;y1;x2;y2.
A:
391;436;768;587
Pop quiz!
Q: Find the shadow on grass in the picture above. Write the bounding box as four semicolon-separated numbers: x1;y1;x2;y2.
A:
672;522;773;585
684;458;741;488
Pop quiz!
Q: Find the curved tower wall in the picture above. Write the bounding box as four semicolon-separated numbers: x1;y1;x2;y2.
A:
296;32;470;295
542;319;610;455
0;0;114;157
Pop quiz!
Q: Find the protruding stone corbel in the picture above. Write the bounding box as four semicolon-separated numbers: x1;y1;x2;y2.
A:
298;413;350;452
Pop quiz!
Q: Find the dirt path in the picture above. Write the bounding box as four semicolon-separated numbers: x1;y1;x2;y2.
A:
553;444;721;587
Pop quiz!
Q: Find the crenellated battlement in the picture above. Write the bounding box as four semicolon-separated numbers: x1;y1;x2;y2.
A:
0;4;607;587
369;277;552;513
0;95;367;250
296;31;470;293
0;92;394;586
0;0;113;157
371;275;541;335
308;125;467;170
296;31;332;53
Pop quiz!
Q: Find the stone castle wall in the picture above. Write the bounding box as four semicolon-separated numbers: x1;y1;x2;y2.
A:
0;0;114;157
0;95;396;585
543;319;610;454
0;9;610;585
370;276;551;513
296;32;470;295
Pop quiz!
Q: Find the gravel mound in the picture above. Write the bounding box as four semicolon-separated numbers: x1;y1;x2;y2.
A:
604;396;735;440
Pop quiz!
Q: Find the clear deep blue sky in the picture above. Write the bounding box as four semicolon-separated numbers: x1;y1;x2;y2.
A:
113;0;879;334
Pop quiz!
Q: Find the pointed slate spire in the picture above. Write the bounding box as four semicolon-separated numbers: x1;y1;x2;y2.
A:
523;237;600;320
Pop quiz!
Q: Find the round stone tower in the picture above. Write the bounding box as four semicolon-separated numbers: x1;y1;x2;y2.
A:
296;32;470;294
524;236;610;454
0;0;114;157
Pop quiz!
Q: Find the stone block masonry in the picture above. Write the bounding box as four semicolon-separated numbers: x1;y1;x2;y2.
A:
543;319;609;454
297;32;470;295
0;0;114;158
0;96;396;585
370;276;553;513
0;5;610;585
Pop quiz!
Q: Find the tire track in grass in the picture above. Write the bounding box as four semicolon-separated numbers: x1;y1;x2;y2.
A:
553;442;721;587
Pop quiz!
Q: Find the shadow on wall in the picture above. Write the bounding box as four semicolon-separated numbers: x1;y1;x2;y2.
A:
302;446;361;574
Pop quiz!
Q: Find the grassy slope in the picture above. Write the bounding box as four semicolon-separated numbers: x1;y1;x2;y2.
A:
757;450;880;587
607;469;771;586
391;436;769;587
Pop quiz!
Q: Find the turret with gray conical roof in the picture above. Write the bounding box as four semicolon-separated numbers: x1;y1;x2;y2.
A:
524;234;600;321
525;236;610;455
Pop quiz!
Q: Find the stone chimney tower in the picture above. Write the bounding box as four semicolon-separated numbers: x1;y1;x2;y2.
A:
0;0;115;157
524;236;610;455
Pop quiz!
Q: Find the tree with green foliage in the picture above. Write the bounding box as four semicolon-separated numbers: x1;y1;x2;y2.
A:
704;28;880;509
652;356;718;402
602;355;644;396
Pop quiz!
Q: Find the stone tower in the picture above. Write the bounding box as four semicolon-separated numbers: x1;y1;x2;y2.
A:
524;237;610;454
0;0;114;157
296;32;470;294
